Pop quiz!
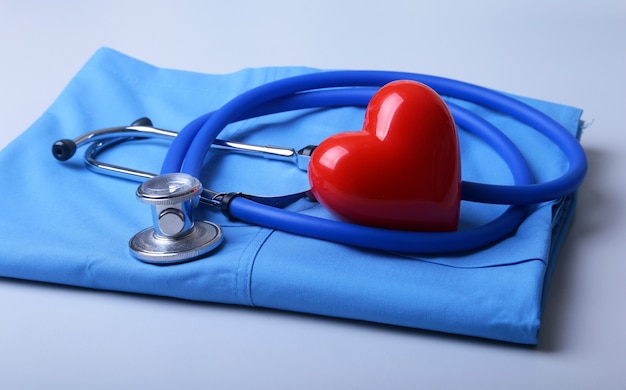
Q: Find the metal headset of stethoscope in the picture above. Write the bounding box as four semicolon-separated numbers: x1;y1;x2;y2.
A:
52;70;587;265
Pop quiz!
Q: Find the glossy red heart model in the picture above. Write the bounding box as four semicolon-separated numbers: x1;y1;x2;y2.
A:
308;80;461;231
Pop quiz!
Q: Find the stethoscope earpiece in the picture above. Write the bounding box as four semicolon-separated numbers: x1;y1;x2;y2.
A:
52;139;77;161
130;117;153;127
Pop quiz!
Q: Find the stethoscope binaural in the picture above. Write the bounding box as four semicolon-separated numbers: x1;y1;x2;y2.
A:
52;70;587;264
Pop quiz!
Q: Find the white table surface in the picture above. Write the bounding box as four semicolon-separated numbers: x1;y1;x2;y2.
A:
1;1;625;388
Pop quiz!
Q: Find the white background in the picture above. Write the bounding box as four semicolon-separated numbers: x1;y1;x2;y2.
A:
1;1;625;388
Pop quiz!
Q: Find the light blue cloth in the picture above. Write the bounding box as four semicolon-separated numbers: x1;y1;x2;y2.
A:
0;48;583;344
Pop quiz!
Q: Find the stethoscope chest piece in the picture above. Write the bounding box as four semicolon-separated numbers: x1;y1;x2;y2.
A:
129;173;223;264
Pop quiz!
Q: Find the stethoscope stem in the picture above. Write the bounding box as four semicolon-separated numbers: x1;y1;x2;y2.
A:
211;139;314;171
73;124;314;182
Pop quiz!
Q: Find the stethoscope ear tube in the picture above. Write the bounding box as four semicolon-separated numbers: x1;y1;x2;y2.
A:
223;195;530;253
164;71;586;206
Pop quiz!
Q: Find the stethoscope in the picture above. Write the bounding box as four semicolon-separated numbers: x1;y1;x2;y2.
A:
52;70;587;264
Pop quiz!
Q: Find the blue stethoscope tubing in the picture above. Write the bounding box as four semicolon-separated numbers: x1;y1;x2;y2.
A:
160;71;587;253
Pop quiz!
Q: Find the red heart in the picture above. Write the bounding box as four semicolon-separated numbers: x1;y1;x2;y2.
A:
308;80;461;231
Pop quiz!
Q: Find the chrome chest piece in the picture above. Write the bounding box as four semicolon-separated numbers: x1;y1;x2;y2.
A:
129;173;223;264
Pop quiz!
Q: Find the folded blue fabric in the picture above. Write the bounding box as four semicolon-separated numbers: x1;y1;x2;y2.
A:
0;48;583;344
